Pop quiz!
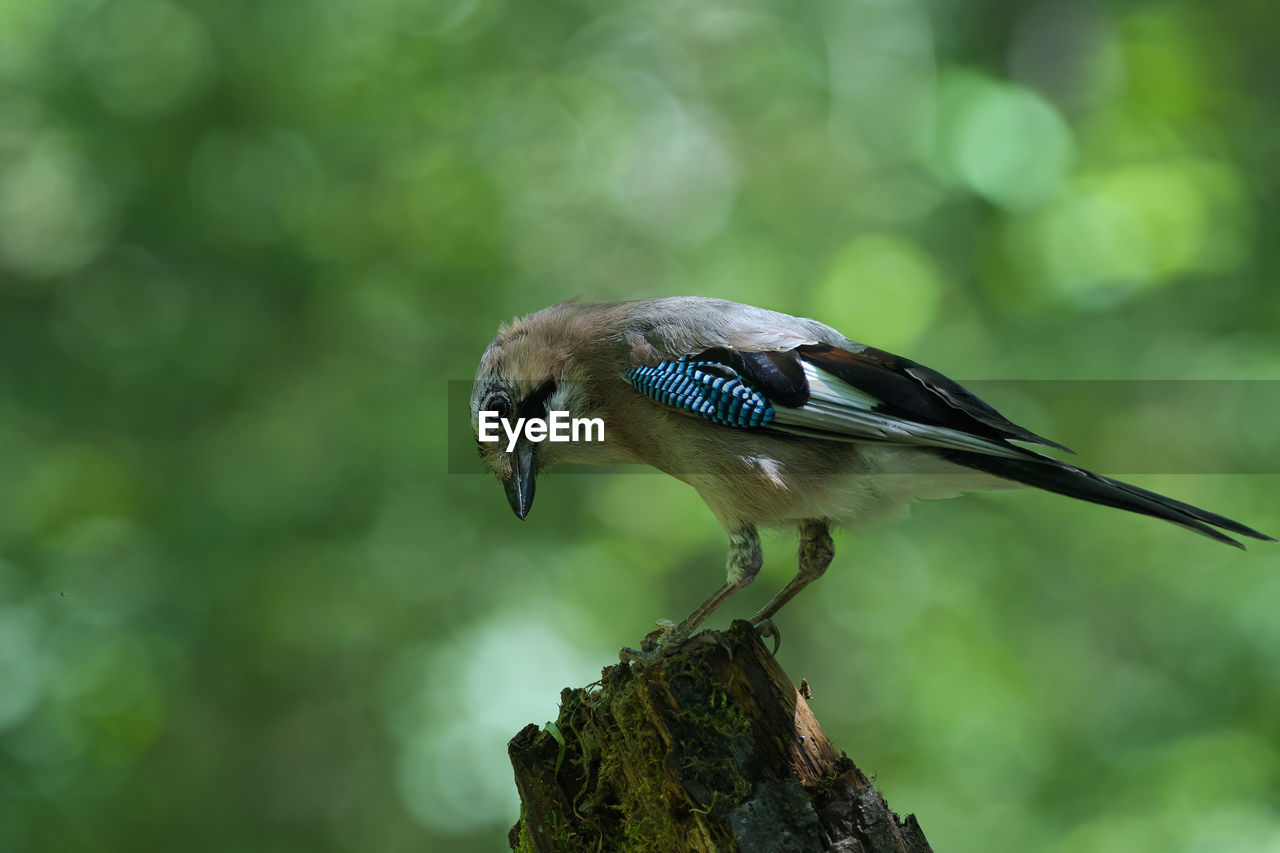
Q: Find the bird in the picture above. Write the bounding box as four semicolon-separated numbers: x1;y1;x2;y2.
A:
470;297;1273;659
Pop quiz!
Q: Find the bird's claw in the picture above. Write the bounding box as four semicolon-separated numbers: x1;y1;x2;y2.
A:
620;619;687;664
620;618;780;663
751;618;781;655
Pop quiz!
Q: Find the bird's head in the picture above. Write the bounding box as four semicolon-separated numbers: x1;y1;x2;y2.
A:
470;304;607;520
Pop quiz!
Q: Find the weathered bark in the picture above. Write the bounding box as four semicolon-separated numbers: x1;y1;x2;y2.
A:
508;620;933;852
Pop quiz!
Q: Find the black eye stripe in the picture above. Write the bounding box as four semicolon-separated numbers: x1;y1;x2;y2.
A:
480;380;556;423
518;378;557;420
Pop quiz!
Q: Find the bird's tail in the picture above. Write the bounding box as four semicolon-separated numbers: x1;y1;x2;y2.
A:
942;450;1275;549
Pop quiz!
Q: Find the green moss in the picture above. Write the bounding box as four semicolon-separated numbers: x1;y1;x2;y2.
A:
514;640;769;851
512;806;535;853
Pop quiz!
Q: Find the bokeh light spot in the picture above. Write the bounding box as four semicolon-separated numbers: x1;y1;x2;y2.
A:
75;0;216;117
999;158;1249;307
0;604;45;732
382;610;598;835
934;72;1074;211
0;131;111;279
610;96;738;248
814;233;942;350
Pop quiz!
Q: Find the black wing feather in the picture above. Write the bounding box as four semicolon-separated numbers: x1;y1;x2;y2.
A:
691;347;810;407
796;343;1072;453
942;449;1275;548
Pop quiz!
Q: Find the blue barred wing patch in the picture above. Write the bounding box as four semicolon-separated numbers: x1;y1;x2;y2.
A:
624;356;775;428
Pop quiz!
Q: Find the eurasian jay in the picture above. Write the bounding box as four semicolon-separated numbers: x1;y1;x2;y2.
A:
470;297;1272;658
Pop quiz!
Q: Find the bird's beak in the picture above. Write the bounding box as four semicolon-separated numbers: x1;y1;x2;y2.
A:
502;438;537;520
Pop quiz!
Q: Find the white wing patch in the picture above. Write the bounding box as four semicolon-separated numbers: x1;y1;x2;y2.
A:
769;362;1035;461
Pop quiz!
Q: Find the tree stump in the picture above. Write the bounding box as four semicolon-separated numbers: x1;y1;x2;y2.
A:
508;620;934;852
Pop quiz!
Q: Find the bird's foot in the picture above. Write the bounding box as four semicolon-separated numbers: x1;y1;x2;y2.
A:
619;619;689;665
750;617;782;655
619;618;781;664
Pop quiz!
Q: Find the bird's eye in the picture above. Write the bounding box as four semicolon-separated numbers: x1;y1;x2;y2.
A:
483;391;510;418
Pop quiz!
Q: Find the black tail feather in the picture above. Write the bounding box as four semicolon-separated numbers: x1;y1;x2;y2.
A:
942;450;1276;549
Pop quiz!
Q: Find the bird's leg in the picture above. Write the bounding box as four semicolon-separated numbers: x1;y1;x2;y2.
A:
621;525;762;662
750;519;833;626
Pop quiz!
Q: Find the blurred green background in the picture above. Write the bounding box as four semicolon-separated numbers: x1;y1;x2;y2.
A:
2;0;1278;851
